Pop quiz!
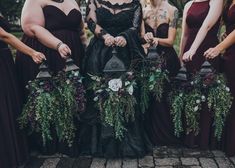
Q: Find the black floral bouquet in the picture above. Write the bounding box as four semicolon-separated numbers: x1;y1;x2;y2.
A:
140;47;169;113
89;72;137;140
53;58;86;146
20;58;86;146
19;63;58;145
170;61;233;140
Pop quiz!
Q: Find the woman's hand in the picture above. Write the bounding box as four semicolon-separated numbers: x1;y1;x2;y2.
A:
182;49;196;62
103;34;115;47
144;32;154;44
30;51;46;64
204;46;222;59
152;38;159;46
57;43;72;58
115;36;127;47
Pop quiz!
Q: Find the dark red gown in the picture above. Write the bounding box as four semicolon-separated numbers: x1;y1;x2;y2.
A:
0;17;28;168
183;0;221;149
15;6;85;156
222;5;235;157
144;23;181;145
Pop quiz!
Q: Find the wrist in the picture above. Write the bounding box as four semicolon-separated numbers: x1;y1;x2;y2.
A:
28;49;36;57
56;41;63;51
216;44;225;53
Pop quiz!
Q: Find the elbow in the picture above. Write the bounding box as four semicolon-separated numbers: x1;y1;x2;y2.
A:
167;40;174;47
22;23;36;37
0;28;10;40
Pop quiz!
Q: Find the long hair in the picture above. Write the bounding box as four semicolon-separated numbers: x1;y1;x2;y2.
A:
223;0;233;21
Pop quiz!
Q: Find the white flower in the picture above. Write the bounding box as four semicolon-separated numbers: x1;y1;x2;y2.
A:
125;81;131;86
226;87;230;92
217;80;221;84
156;69;161;73
190;81;194;85
66;79;71;84
194;106;199;112
74;71;79;77
179;93;183;97
93;96;99;102
127;85;134;95
196;99;201;104
201;95;206;102
108;78;122;92
127;71;134;76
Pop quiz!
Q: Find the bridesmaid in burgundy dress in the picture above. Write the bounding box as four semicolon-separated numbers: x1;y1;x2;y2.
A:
142;0;181;145
204;0;235;156
16;0;86;155
180;0;223;149
0;15;45;168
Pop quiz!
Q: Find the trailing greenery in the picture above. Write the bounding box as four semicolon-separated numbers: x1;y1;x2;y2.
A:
19;80;58;146
89;72;137;140
139;57;169;113
184;88;203;135
54;70;86;146
19;69;86;147
170;71;233;140
207;74;233;140
169;90;185;137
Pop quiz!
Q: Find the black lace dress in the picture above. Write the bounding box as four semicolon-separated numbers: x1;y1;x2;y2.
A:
80;0;152;158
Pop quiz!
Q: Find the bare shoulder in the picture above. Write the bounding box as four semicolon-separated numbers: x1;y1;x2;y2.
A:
184;0;193;10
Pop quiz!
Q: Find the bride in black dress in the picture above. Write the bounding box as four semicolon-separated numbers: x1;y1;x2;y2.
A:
0;15;45;168
81;0;152;158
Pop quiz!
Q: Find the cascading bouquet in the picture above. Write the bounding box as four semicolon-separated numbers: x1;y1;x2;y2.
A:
89;71;137;140
20;58;86;147
169;68;205;137
53;57;86;146
198;66;233;140
19;63;58;145
139;46;169;113
170;61;233;140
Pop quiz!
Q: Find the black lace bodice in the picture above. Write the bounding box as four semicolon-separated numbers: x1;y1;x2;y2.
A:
86;0;142;37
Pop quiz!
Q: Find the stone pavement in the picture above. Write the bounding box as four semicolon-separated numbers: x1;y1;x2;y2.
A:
23;146;235;168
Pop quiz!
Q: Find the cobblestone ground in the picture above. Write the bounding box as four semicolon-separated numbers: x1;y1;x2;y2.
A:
23;146;235;168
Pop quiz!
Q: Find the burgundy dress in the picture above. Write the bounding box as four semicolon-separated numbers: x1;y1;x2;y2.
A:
222;5;235;157
0;17;28;168
15;6;85;156
144;23;181;145
183;0;221;149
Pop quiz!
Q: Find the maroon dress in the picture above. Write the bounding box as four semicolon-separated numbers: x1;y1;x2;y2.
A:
0;17;28;168
144;23;181;145
183;0;221;149
15;6;85;156
222;5;235;157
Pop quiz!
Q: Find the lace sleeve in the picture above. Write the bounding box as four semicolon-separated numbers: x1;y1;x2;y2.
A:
130;3;142;33
86;0;108;39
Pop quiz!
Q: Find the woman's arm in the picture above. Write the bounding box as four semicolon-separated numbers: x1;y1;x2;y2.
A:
21;0;71;58
179;1;192;60
204;29;235;59
86;0;116;47
0;27;45;64
182;0;223;61
156;7;179;47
